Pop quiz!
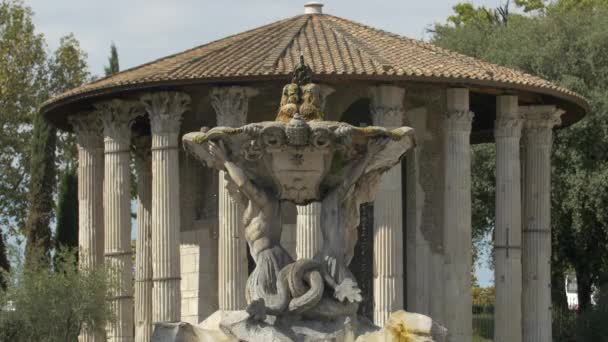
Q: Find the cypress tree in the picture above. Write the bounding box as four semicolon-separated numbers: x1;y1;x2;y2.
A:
104;43;119;76
0;232;9;290
24;114;56;266
54;166;78;256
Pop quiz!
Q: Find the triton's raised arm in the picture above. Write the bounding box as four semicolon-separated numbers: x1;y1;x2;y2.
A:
208;140;269;206
208;141;247;187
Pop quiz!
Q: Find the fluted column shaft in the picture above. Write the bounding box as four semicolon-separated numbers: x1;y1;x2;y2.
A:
218;171;248;309
522;106;561;342
372;165;404;326
442;88;474;342
211;86;257;310
99;100;142;342
296;202;322;259
141;92;190;322
370;85;405;326
295;85;334;261
71;113;105;342
494;96;523;342
134;137;152;342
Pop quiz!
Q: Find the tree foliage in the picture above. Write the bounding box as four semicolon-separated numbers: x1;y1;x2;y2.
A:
0;1;89;256
433;1;608;310
54;167;78;257
0;0;47;237
471;144;496;261
0;232;8;290
23;113;56;266
0;248;113;342
104;42;119;76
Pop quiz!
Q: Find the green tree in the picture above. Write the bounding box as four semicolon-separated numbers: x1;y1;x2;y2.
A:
54;167;78;259
0;248;114;342
0;232;9;290
49;34;90;170
471;144;496;270
515;0;608;11
432;1;608;312
0;1;89;262
0;0;48;237
23;113;56;266
446;2;510;27
104;42;119;76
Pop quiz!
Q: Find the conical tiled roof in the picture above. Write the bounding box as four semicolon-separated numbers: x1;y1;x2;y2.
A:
41;12;588;122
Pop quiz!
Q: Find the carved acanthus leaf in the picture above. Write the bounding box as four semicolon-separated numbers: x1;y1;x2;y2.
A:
443;110;474;133
494;116;524;138
521;107;564;145
140;91;191;135
211;86;258;127
371;105;404;127
369;85;405;127
69;111;103;147
95;99;144;145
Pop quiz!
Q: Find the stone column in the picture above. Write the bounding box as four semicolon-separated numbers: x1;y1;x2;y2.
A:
98;100;143;342
442;88;474;342
296;203;322;259
296;85;333;260
133;136;152;342
521;106;562;342
71;112;105;342
210;86;257;310
494;95;523;342
141;92;190;323
403;98;444;321
370;85;405;326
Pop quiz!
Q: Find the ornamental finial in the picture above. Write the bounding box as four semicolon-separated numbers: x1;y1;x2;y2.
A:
292;53;313;86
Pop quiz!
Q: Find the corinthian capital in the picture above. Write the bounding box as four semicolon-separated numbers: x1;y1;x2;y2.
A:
140;91;190;135
520;105;564;146
495;117;524;138
69;111;103;147
95;99;144;145
495;96;523;138
369;85;405;127
443;110;474;133
521;105;563;130
211;86;259;127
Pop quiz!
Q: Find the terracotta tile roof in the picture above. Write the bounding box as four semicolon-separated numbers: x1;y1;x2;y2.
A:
41;13;588;120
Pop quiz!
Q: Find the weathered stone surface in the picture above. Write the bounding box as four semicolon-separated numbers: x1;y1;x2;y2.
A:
153;310;446;342
356;311;447;342
217;311;376;342
183;121;415;322
151;322;210;342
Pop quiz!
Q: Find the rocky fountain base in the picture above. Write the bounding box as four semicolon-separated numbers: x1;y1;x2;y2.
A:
152;310;446;342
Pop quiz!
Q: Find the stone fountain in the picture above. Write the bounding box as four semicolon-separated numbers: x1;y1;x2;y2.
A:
154;58;446;342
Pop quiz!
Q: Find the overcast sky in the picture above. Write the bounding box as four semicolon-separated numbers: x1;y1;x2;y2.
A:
26;0;504;76
24;0;498;286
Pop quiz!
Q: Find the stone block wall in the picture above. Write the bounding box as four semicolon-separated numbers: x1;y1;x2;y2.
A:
180;221;218;324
